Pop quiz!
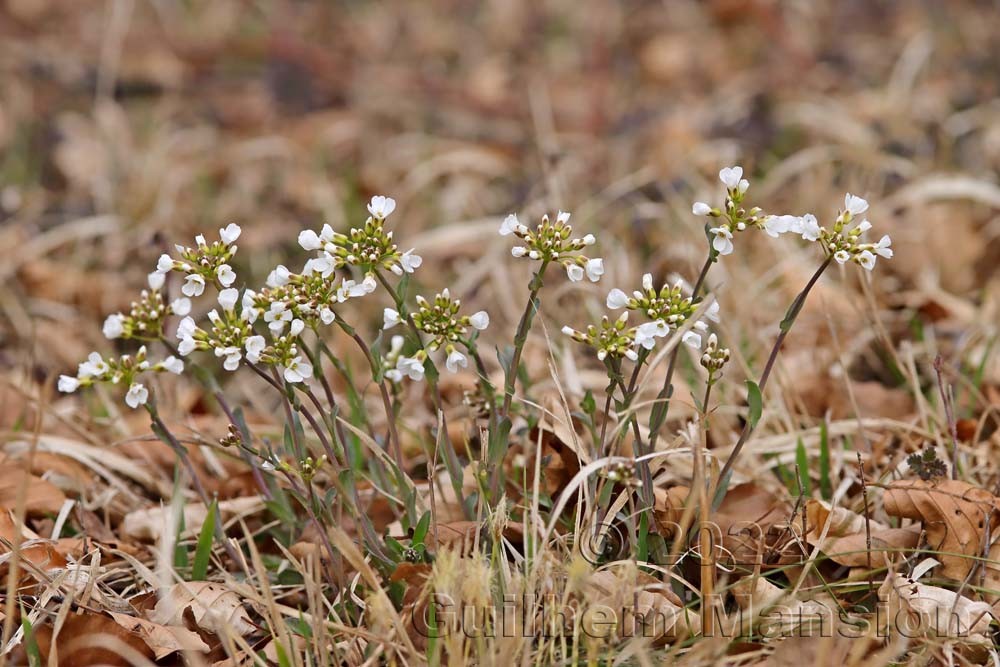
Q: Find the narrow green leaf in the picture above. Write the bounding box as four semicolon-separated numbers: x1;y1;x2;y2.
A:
795;438;812;497
488;417;513;467
412;511;431;546
192;499;217;580
818;420;832;500
746;380;763;429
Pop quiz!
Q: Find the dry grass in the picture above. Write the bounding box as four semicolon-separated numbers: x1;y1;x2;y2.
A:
2;1;1000;665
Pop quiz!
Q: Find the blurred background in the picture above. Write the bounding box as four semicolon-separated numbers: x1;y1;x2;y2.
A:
1;0;999;424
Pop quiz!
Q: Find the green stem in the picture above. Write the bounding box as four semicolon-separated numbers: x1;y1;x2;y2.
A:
501;261;550;417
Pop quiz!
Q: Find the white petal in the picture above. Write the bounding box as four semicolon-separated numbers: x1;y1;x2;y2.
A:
692;202;712;216
220;223;242;245
606;288;629;309
585;258;604;282
102;313;125;339
217;264;236;287
566;264;584;282
182;274;205;297
170;297;191;316
499;214;520;236
383;308;400;330
218;288;239;311
58;375;80;393
469;311;490;330
147;271;165;291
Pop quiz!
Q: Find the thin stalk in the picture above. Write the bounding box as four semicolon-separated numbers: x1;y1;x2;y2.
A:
714;257;832;500
146;404;241;566
501;261;550;416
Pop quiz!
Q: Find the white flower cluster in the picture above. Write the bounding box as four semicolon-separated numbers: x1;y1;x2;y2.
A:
58;346;183;409
155;223;242;296
102;272;192;341
563;273;720;362
693;167;892;271
383;288;489;380
297;196;421;285
499;210;603;282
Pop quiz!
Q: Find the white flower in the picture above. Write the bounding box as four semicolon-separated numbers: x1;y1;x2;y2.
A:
737;178;749;194
265;302;293;333
161;356;184;374
245;336;266;363
469;311;490;330
169;297;191;316
585;258;604;282
389;335;405;355
156;254;174;273
624;348;639;361
634;320;670;350
566;264;584;282
319;306;336;325
102;313;125;339
445;349;468;373
220;223;242;245
874;234;893;258
395;356;425;381
692;202;712;216
218;288;239;311
719;166;743;190
763;214;796;238
561;325;576;337
216;264;236;287
834;250;850;264
844;193;869;216
511;246;527;258
176;316;198;339
283;357;313;383
710;227;734;255
383;308;401;330
682;331;702;349
855;220;872;234
303;255;334;278
556;211;571;224
147;272;165;291
362;274;377;293
298;229;322;251
642;273;654;291
267;264;291;287
178;336;197;356
857;250;876;271
367;195;396;220
289;319;305;337
607;288;629;309
385;369;403;383
704;300;721;322
242;291;259;323
182;274;205;297
499;214;521;236
78;352;108;378
220;347;242;371
58;375;80;393
125;383;149;409
582;234;596;245
399;249;422;273
796;214;821;242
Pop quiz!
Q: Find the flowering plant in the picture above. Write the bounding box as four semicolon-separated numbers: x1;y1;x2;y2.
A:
59;169;892;632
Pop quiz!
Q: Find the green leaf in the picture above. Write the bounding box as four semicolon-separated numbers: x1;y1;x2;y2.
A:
412;511;431;546
20;612;42;667
779;294;807;333
192;499;216;580
795;438;812;497
818;420;832;500
745;380;763;429
487;417;513;467
581;390;596;416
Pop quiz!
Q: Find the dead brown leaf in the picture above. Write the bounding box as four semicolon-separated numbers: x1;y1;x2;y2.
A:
805;499;919;568
150;582;256;636
106;611;210;660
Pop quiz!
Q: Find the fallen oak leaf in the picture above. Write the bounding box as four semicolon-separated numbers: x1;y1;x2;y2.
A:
150;582;256;636
106;611;209;660
883;479;1000;583
805;499;920;568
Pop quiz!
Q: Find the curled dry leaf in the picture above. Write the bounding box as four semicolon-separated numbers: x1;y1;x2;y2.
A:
805;499;919;568
883;479;1000;584
879;573;995;651
29;612;154;667
150;582;256;636
106;611;209;659
731;576;846;639
0;458;67;515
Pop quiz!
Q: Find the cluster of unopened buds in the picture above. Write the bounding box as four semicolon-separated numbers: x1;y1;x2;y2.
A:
384;288;489;377
102;272;191;341
693;167;892;270
57;346;183;409
500;210;604;282
699;333;730;376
